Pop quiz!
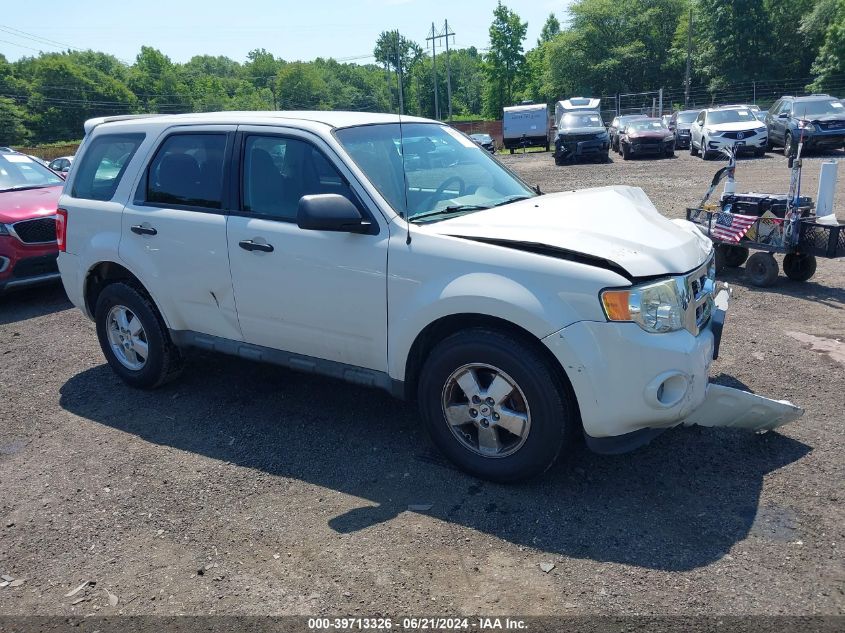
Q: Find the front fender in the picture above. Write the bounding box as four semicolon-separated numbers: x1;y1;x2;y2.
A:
388;272;565;381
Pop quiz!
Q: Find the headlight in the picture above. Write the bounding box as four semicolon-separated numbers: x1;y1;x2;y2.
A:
664;135;676;142
797;119;815;130
704;127;719;136
0;223;9;236
601;278;685;333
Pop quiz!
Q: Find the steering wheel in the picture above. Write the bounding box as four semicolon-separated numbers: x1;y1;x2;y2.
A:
424;176;466;209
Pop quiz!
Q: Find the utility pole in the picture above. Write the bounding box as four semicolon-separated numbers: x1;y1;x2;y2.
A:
394;31;404;115
684;6;693;107
443;20;455;122
658;88;663;117
426;22;440;119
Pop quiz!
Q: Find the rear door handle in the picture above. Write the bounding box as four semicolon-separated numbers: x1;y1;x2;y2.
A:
130;225;157;236
239;239;274;253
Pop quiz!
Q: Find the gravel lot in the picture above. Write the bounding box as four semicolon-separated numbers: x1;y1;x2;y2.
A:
1;148;843;617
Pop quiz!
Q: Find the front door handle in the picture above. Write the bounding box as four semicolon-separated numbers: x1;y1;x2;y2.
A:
130;225;157;236
239;239;274;253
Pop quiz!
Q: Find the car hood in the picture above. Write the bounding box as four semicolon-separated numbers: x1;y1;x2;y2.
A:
558;126;606;136
627;130;670;140
426;186;712;278
709;121;767;132
675;124;693;131
801;114;845;123
0;185;63;223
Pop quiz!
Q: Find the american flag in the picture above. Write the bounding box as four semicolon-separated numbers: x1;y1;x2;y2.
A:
712;209;757;243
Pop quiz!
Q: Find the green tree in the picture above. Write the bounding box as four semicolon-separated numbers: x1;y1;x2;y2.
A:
483;2;528;117
0;98;31;145
538;13;561;45
809;0;845;91
276;62;328;109
245;48;283;108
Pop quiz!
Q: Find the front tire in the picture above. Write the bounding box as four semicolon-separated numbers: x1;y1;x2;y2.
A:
418;329;573;482
95;282;183;389
621;143;631;160
745;252;779;287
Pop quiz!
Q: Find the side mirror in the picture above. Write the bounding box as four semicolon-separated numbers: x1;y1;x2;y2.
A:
778;112;788;119
297;194;372;234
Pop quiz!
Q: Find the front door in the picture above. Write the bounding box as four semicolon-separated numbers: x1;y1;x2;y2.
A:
226;128;389;372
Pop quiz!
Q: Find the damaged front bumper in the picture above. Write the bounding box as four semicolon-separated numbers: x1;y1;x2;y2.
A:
555;136;608;161
543;287;803;453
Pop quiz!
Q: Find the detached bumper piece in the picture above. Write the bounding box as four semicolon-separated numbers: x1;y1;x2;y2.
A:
683;385;804;432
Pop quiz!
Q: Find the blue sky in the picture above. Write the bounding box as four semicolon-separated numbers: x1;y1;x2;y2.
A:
1;0;571;65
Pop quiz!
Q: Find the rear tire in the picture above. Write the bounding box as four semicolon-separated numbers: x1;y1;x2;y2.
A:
509;148;514;155
418;328;573;482
721;244;750;268
95;282;183;389
783;253;817;282
745;252;779;287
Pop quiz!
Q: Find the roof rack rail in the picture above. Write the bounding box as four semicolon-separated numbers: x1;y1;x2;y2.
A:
83;114;164;134
807;93;831;97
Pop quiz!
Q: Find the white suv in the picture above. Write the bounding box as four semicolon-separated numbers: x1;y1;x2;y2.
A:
57;112;801;481
690;107;768;159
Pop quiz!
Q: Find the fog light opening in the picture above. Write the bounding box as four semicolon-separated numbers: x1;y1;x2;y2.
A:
657;374;688;407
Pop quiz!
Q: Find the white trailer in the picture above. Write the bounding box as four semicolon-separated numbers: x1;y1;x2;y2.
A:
502;103;550;153
554;97;602;127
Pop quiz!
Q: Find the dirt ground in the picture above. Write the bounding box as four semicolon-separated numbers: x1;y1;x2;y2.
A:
1;148;843;617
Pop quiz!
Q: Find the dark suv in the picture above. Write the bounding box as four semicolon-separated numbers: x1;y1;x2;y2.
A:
766;95;845;156
668;109;700;149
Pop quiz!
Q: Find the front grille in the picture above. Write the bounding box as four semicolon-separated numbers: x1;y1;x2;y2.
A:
819;120;845;130
682;256;714;335
11;217;57;244
562;133;601;143
721;129;758;140
12;253;58;279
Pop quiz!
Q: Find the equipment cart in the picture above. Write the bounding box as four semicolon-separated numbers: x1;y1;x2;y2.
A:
686;205;845;287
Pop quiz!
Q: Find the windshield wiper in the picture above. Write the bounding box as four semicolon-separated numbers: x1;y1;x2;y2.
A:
410;204;491;222
492;194;533;207
0;184;52;193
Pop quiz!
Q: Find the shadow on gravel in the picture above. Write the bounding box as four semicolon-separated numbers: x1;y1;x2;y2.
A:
717;266;845;308
0;282;71;325
59;356;811;572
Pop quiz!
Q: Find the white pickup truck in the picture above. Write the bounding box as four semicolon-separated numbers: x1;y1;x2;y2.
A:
56;111;802;481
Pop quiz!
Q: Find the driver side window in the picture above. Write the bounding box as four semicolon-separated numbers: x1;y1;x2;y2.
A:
241;135;354;222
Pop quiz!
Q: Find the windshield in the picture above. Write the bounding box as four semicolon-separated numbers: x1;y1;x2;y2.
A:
707;109;759;125
676;111;698;124
628;120;667;132
335;123;535;222
0;154;64;192
795;100;844;116
560;112;603;128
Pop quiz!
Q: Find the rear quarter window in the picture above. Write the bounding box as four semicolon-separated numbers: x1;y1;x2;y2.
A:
71;133;145;201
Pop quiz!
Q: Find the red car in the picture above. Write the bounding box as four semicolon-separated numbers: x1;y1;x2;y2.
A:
0;150;65;294
619;118;676;160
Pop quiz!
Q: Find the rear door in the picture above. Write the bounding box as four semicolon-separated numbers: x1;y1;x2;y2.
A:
119;126;242;341
225;126;389;372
